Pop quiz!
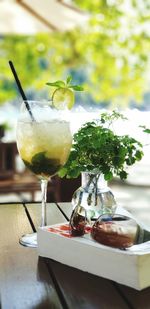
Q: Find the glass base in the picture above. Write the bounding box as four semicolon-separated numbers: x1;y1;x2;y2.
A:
19;232;37;248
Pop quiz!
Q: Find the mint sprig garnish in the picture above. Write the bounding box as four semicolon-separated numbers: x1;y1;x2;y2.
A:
23;152;61;177
46;75;84;91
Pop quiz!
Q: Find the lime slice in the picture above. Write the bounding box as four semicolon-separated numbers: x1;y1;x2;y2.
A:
52;87;74;110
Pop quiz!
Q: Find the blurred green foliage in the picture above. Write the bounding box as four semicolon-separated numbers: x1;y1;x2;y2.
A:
0;0;150;107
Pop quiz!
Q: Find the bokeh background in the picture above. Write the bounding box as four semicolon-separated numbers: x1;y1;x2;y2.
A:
0;0;150;214
1;1;150;110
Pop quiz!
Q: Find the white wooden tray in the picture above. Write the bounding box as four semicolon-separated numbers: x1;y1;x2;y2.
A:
37;214;150;291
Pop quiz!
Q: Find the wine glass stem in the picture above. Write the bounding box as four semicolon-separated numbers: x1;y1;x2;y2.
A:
41;179;48;227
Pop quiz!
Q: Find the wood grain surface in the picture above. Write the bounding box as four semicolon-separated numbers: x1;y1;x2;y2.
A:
0;202;150;309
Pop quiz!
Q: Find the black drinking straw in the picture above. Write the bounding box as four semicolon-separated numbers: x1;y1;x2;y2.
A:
8;60;35;121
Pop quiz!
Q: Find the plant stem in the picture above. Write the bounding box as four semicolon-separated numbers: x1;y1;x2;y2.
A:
41;179;48;227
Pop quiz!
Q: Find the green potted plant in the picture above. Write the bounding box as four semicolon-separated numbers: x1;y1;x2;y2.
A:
59;110;144;220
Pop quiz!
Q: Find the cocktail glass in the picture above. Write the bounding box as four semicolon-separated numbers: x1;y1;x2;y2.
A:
16;100;72;247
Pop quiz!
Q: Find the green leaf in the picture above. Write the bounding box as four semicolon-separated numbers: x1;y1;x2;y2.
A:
139;125;150;134
66;75;72;85
119;171;128;180
104;171;113;181
135;150;143;160
58;167;68;177
46;81;65;87
69;85;84;91
143;129;150;134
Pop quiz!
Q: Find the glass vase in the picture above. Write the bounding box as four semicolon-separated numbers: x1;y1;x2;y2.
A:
71;172;117;223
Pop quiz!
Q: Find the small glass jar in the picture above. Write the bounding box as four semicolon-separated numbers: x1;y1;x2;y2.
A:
69;205;87;236
91;213;150;249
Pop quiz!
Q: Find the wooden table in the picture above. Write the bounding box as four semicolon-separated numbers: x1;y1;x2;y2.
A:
0;202;150;309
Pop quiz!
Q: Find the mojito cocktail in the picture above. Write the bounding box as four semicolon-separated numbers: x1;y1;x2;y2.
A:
17;119;72;179
16;100;72;247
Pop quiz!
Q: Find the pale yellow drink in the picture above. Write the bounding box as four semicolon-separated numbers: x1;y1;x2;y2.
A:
16;119;72;179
